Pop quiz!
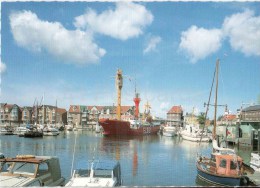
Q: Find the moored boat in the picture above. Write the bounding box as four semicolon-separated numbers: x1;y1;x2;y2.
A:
66;160;122;187
43;125;59;136
162;126;177;137
0;126;14;135
14;126;30;137
0;155;65;186
196;59;253;186
250;153;260;172
181;124;211;142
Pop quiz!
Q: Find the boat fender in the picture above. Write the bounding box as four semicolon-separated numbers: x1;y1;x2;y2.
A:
241;176;249;186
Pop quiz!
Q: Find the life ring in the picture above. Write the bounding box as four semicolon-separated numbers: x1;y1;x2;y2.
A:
16;155;35;159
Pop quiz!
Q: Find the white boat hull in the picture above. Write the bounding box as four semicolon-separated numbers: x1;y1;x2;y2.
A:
250;153;260;172
181;133;210;142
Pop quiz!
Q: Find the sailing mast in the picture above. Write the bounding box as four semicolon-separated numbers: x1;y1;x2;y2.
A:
213;59;219;141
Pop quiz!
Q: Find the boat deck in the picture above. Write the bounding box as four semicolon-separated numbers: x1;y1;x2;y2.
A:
247;171;260;186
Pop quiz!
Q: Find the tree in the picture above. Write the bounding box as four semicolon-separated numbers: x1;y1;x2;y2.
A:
197;112;206;126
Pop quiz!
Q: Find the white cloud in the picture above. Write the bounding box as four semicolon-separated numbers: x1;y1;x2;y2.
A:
179;26;223;63
9;10;106;65
143;36;161;54
74;2;153;40
222;9;260;56
0;61;6;73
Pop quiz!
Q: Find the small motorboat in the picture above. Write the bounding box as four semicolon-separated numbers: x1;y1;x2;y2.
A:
66;160;122;187
162;126;177;137
250;153;260;172
0;155;65;186
43;125;59;136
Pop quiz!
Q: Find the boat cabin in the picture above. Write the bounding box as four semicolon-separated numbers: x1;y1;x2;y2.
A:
215;154;243;176
0;155;65;186
66;160;122;187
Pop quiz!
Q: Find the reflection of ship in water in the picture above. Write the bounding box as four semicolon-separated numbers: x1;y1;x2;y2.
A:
100;136;138;177
132;146;138;176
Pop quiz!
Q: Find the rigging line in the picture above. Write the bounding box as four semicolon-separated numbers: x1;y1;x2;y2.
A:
70;132;77;177
199;61;217;145
219;62;226;111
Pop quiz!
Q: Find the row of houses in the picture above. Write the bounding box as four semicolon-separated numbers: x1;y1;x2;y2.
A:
0;103;67;125
1;102;259;129
166;105;260;128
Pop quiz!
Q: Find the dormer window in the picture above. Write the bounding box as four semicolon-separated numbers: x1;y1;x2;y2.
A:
73;106;77;111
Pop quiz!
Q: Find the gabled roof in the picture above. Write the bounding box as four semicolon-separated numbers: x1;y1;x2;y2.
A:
167;106;183;114
121;106;133;114
69;105;81;113
56;108;66;114
223;114;236;121
242;105;260;112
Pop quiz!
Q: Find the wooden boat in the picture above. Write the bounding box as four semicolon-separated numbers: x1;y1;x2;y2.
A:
196;59;253;186
66;160;122;187
0;155;65;186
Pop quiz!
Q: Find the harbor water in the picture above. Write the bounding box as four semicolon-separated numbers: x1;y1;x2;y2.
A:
0;131;252;186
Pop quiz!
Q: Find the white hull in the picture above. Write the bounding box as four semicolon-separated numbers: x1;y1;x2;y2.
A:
250;153;260;172
43;132;59;136
162;126;177;137
181;133;210;142
162;132;176;137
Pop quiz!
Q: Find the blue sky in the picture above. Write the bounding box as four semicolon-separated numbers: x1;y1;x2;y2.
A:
1;1;260;118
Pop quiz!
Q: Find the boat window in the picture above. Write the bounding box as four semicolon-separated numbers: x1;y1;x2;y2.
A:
12;162;37;176
219;159;227;168
230;161;237;170
75;169;90;177
38;162;49;176
94;170;112;178
0;162;12;172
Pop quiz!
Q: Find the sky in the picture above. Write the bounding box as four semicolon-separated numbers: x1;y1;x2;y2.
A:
1;1;260;118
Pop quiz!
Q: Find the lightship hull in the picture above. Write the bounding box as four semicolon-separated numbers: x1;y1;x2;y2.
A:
99;119;160;136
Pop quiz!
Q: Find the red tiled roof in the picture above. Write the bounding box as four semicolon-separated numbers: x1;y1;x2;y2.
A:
167;106;183;114
57;108;66;114
5;104;13;109
224;114;236;121
69;105;80;113
121;106;132;114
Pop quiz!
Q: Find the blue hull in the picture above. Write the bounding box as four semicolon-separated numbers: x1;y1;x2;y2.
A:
197;163;241;186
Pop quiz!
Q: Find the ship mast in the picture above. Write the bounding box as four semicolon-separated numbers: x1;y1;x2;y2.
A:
116;69;123;120
213;59;219;140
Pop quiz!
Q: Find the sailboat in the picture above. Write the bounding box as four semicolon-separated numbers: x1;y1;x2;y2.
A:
196;59;253;186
